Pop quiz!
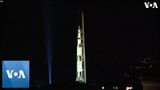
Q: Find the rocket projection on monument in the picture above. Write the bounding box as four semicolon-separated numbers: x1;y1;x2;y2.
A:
76;10;87;83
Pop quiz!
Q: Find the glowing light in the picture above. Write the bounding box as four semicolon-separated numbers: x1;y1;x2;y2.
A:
0;0;3;3
43;1;53;84
45;27;52;85
45;20;53;85
102;86;104;90
113;86;118;90
47;43;52;85
126;86;133;90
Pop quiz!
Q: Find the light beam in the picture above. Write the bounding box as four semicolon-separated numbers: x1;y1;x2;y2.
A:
42;0;54;85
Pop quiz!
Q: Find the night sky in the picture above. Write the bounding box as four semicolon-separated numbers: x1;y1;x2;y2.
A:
1;0;160;85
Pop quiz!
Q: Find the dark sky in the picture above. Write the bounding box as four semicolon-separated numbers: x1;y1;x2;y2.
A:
84;1;160;82
1;0;160;85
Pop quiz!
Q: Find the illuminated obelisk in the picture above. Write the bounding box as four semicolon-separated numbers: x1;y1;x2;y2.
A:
76;11;87;83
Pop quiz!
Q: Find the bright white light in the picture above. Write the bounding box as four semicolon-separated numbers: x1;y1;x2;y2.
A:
126;86;133;90
102;86;104;90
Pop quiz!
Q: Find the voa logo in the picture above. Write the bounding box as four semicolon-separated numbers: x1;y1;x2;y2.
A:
6;70;26;79
2;61;30;88
144;2;158;8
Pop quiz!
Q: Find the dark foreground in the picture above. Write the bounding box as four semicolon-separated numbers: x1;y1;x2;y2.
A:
0;82;144;90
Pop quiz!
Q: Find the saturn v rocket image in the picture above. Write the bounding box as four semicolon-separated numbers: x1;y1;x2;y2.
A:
76;11;87;83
